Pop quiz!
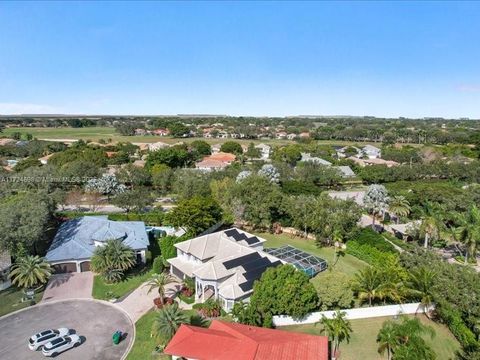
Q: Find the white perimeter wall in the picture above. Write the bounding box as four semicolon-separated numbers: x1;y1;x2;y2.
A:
273;303;435;326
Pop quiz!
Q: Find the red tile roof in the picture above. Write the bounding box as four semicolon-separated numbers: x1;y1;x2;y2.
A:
164;320;329;360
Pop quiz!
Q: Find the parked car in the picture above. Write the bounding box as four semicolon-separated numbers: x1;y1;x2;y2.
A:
28;328;69;351
42;335;81;357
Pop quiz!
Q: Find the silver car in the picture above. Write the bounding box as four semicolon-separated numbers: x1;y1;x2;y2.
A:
28;328;69;351
42;335;81;357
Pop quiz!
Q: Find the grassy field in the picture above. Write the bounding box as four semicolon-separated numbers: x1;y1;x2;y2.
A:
281;315;460;360
92;266;153;300
3;126;381;146
257;232;368;278
0;286;45;317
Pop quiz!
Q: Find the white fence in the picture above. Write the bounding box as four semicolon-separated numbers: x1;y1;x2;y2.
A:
273;303;435;326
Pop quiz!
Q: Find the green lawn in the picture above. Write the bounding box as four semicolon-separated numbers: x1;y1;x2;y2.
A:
126;309;199;360
281;314;460;360
92;266;153;300
257;232;368;279
0;286;45;317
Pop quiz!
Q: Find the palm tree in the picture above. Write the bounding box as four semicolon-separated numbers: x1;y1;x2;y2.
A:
145;273;176;305
318;311;352;359
352;267;384;306
331;229;344;269
406;267;436;318
9;255;52;290
90;239;136;281
455;205;480;264
418;202;443;248
376;321;398;360
388;196;411;223
151;303;189;344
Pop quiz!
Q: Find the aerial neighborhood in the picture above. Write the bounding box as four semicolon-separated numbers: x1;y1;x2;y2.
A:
1;2;479;360
0;114;479;360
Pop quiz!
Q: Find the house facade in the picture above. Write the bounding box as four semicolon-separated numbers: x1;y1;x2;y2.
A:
168;228;282;311
46;216;149;273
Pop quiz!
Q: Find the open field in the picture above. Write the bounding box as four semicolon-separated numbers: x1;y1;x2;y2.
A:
257;232;368;278
281;314;460;360
3;126;385;146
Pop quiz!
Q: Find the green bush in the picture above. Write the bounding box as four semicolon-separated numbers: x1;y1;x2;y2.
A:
145;250;152;264
108;211;164;225
352;228;396;253
436;302;478;350
152;257;164;274
346;240;397;266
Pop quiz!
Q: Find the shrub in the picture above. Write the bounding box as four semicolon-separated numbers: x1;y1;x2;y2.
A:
153;296;174;308
352;228;396;253
193;299;222;318
153;257;165;274
145;250;152;264
346;241;397;266
436;301;478;350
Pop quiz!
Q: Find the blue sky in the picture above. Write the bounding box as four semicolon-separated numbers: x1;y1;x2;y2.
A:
0;1;479;118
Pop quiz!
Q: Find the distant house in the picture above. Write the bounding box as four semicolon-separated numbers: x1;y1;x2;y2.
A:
132;159;146;168
299;131;311;138
217;131;229;139
0;251;12;291
334;165;356;178
152;128;169;136
361;144;382;159
389;220;421;241
147;141;170;152
300;153;332;166
45;216;149;273
164;320;329;360
0;138;15;146
287;133;297;140
254;143;271;160
134;128;148;136
328;190;365;206
276;131;287;139
348;156;399;168
336;146;361;158
195;152;236;172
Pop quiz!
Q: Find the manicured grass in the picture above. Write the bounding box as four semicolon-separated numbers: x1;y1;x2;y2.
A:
126;309;199;360
92;266;153;300
281;314;460;360
257;232;368;279
0;286;45;317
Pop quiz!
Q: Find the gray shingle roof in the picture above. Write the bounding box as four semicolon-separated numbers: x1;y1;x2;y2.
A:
46;216;149;262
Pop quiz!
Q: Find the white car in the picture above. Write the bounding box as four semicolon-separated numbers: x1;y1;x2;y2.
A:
28;328;70;351
42;335;81;357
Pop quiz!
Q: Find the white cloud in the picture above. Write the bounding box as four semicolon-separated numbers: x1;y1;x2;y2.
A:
0;103;64;115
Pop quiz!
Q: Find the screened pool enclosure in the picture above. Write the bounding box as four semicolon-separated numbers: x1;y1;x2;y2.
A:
264;245;328;277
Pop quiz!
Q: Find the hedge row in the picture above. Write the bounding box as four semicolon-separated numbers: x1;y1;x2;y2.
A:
436;301;478;350
352;228;396;253
346;240;397;266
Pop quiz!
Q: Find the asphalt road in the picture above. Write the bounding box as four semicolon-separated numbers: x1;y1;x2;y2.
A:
0;299;133;360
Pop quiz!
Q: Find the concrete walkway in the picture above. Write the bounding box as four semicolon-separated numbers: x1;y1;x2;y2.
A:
115;281;182;322
42;272;93;302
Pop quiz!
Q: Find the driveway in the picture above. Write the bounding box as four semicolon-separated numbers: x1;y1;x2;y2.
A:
0;299;133;360
42;272;93;302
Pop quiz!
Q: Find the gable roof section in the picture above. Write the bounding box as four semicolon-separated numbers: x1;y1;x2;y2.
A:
46;216;149;262
164;320;328;360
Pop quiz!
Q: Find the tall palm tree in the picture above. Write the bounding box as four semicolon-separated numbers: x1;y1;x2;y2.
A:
376;321;398;360
9;255;52;290
331;229;344;269
455;205;480;264
352;267;384;306
388;196;411;223
145;273;176;305
418;202;443;248
406;267;436;318
318;311;352;359
151;303;189;344
90;239;136;279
